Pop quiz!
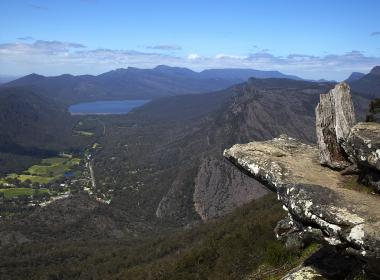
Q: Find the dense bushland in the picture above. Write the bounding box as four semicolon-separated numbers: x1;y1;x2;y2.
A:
0;193;297;279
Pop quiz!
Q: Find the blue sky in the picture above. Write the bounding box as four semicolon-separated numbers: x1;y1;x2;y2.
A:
1;0;379;81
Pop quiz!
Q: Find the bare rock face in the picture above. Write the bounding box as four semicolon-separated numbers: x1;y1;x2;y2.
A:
224;135;380;273
345;122;380;192
346;122;380;171
193;159;268;221
315;82;356;169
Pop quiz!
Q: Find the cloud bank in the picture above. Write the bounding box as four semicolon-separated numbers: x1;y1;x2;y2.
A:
0;40;379;81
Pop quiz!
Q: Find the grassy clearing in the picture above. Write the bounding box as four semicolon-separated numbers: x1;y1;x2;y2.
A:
1;157;81;184
74;130;94;136
4;174;54;184
73;120;95;136
342;176;379;198
0;188;50;198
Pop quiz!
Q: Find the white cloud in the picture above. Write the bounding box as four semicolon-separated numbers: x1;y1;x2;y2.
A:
215;54;245;59
147;44;182;50
34;40;86;48
186;54;199;60
0;41;379;81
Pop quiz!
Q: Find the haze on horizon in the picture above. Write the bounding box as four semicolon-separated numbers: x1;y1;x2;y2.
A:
0;0;379;82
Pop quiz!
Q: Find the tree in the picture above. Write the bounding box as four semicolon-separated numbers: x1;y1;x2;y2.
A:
365;98;380;123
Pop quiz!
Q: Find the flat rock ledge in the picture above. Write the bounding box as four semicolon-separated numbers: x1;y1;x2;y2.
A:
223;135;380;274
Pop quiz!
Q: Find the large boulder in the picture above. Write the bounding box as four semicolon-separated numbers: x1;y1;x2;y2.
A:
346;122;380;171
315;82;356;169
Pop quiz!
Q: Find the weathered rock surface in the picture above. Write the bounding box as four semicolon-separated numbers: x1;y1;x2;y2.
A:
224;135;380;273
346;122;380;171
315;82;356;169
193;159;268;221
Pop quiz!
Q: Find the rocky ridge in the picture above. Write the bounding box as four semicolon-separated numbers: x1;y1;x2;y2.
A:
224;82;380;277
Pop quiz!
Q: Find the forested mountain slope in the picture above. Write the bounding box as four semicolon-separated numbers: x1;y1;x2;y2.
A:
0;86;80;175
0;71;377;279
90;79;372;225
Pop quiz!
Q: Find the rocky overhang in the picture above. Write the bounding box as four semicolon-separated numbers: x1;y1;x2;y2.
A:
224;134;380;273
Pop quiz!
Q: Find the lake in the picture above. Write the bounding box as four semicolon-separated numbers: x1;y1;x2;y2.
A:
69;100;151;114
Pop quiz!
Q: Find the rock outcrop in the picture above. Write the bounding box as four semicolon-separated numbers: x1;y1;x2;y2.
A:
346;122;380;171
221;80;380;276
315;82;356;169
345;122;380;192
224;135;380;274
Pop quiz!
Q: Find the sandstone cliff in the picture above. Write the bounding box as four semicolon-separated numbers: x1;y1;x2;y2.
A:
155;79;373;225
193;159;268;221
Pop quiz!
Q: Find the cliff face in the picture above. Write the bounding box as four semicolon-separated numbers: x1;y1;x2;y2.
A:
224;83;380;275
193;159;268;221
155;79;374;225
155;82;336;222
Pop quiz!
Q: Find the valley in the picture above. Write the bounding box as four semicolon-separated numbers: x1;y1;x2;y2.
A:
0;66;379;279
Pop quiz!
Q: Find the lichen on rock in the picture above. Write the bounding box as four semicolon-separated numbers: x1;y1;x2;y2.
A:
315;82;356;169
224;135;380;274
346;122;380;171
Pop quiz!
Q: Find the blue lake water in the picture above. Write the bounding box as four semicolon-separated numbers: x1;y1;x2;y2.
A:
69;100;151;114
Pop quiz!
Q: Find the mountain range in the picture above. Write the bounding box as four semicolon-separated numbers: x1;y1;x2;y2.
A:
0;66;343;108
0;65;379;279
346;66;380;94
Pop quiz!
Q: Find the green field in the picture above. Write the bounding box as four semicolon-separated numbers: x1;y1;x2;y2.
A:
0;188;50;198
2;157;81;184
74;130;94;136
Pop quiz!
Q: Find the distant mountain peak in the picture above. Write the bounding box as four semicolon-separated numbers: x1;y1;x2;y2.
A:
370;66;380;76
0;73;46;88
344;72;365;82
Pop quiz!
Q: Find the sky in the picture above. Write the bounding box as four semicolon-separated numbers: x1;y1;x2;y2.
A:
0;0;379;81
